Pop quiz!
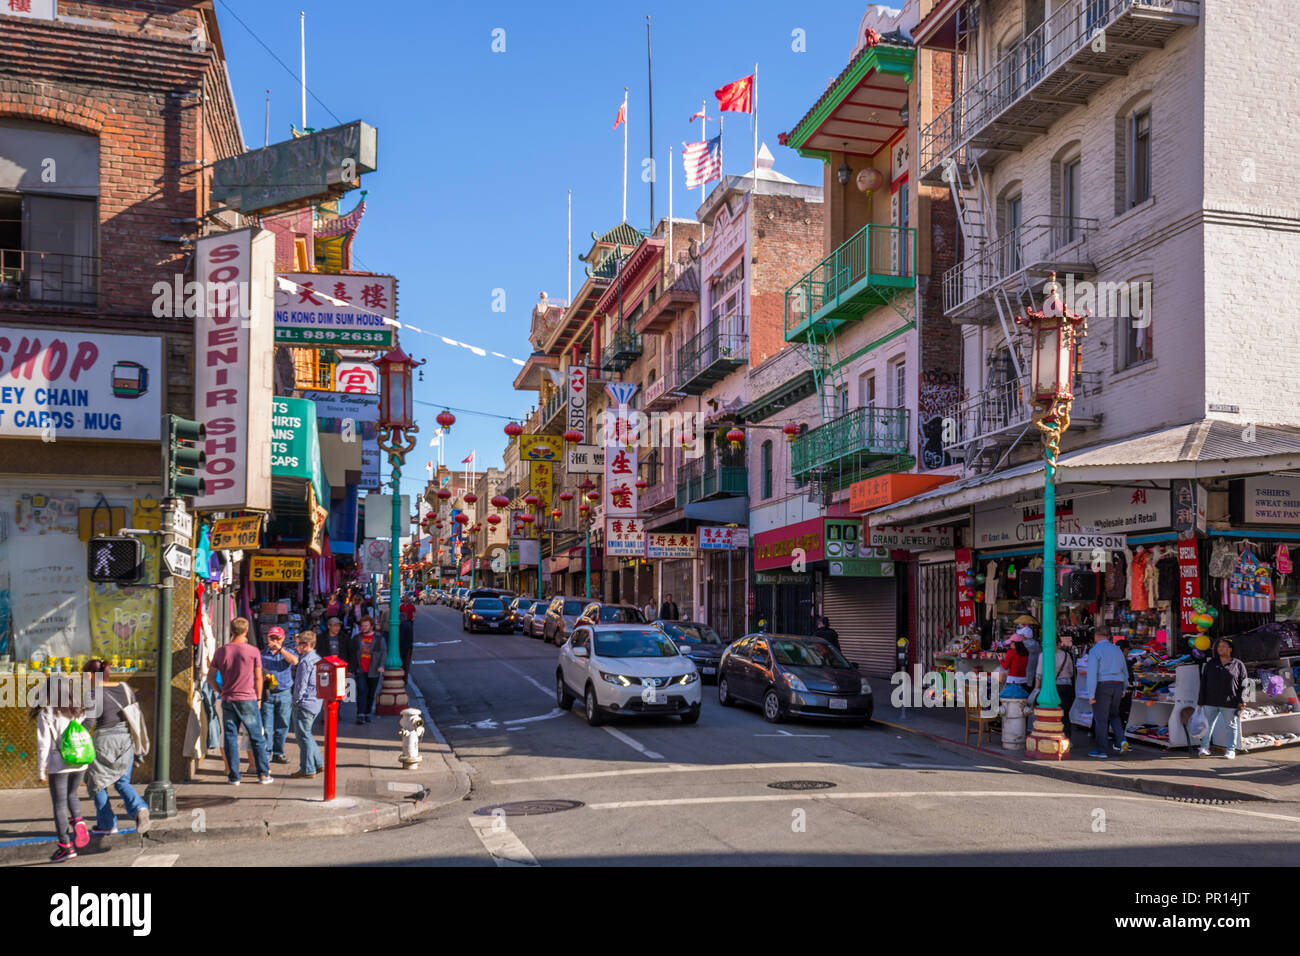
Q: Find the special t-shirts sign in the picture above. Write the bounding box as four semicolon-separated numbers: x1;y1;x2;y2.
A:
0;327;162;439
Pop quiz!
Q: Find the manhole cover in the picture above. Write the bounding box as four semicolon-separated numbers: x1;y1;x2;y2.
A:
473;799;585;816
767;780;836;791
176;795;238;810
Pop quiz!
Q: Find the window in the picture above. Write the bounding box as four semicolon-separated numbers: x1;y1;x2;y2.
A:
761;441;773;500
835;384;849;417
1061;158;1081;244
1024;0;1045;86
890;359;906;408
1004;195;1023;273
1122;281;1154;368
860;372;876;409
1129;110;1152;207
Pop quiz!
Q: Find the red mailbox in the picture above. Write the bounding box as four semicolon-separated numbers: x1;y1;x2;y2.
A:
316;655;347;700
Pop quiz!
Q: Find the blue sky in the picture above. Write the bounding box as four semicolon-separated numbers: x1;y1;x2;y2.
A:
217;0;862;497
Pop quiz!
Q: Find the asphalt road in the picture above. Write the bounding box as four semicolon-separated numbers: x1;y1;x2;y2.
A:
52;605;1300;867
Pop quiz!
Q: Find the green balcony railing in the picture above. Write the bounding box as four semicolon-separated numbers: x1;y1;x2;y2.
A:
791;406;910;477
675;457;747;504
784;224;916;341
600;327;643;372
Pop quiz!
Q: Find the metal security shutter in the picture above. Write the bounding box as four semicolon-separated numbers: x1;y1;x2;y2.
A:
917;562;956;670
661;558;694;617
825;577;896;678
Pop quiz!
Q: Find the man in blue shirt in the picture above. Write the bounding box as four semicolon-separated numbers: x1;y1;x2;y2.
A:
290;630;323;778
1086;629;1130;758
260;626;297;765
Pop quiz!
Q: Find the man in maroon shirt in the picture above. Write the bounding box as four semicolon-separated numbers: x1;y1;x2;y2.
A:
206;617;272;785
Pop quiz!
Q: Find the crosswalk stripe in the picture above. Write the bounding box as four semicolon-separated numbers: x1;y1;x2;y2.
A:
468;816;539;866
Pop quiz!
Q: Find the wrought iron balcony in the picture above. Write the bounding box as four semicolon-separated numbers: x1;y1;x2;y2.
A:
919;0;1199;181
600;327;643;372
784;224;916;343
675;457;748;506
0;249;99;308
641;480;675;511
790;406;910;478
676;320;748;394
540;389;567;430
938;371;1103;453
942;215;1098;318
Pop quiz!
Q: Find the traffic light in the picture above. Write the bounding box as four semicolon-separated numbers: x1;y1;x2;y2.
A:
163;414;206;499
88;536;144;584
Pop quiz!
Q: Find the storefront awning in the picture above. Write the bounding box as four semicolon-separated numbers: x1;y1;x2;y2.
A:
684;497;748;526
865;420;1300;526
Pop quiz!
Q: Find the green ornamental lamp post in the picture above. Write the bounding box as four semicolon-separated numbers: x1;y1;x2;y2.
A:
1017;272;1089;761
374;342;425;716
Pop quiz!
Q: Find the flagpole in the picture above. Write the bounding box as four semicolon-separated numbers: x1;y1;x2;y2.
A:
752;63;759;198
299;11;306;131
668;145;673;264
646;15;655;228
622;87;628;224
567;189;572;305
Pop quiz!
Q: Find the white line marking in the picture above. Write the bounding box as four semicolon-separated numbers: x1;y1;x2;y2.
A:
132;853;179;867
411;660;437;665
468;815;539;866
503;708;567;725
489;761;1009;786
601;725;664;760
414;641;460;647
754;729;830;738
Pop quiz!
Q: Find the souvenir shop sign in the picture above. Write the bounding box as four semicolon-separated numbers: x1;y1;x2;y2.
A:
973;485;1170;548
606;518;645;557
194;228;276;513
955;548;975;627
698;526;746;551
1177;536;1201;634
210;516;262;551
646;533;696;559
519;435;563;462
249;556;305;582
0;327;162;440
274;272;395;347
868;524;953;550
1236;475;1300;525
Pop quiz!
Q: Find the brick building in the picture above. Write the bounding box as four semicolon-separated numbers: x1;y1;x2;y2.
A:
0;0;246;788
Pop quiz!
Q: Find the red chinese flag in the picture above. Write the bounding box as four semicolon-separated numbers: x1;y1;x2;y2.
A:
715;75;754;113
613;102;626;130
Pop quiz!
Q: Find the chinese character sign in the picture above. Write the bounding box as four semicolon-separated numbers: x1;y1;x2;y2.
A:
334;360;378;394
530;460;553;514
647;533;696;559
604;442;638;518
274;273;396;347
696;527;744;550
606;518;645;556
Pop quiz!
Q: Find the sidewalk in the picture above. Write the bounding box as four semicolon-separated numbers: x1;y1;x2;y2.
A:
0;682;470;866
868;676;1300;804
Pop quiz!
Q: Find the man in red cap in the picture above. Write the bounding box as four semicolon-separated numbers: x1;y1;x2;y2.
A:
260;626;298;765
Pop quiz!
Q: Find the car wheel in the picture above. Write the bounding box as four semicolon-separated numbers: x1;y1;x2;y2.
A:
762;688;785;723
680;705;700;725
717;676;734;707
584;684;605;726
556;671;575;711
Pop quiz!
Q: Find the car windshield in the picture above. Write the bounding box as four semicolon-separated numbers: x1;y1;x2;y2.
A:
661;622;722;644
563;600;585;615
598;606;645;623
594;629;681;658
771;640;851;668
472;599;504;611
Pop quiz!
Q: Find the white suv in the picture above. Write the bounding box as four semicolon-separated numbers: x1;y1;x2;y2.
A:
556;624;701;725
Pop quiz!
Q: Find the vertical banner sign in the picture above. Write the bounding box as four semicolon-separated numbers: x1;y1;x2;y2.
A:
568;365;588;442
194;228;275;511
603;382;639;549
529;460;553;537
955;547;975;627
1178;536;1202;634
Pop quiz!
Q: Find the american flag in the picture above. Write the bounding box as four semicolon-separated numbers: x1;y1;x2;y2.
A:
683;136;721;189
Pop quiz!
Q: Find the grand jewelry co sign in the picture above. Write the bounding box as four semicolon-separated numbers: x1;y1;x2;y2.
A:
194;228;275;512
0;327;161;439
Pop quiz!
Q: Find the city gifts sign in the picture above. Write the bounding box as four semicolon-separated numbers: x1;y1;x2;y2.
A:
568;365;588;441
0;327;162;439
211;120;378;216
973;485;1170;548
520;434;563;462
755;518;823;571
274;273;395;348
194;228;275;512
646;533;696;559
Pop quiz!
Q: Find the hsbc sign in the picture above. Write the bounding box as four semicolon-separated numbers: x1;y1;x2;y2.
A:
568;365;587;442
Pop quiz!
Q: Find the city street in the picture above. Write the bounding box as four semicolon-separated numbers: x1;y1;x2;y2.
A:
45;607;1300;868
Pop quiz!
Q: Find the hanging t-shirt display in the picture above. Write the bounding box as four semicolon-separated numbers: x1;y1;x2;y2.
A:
1223;548;1273;614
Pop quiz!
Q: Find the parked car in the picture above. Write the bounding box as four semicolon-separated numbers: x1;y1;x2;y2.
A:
717;634;872;725
519;600;547;638
453;588;469;610
463;596;512;633
507;597;530;631
544;596;589;645
467;587;505;606
653;619;726;683
556;624;701;725
578;602;647;626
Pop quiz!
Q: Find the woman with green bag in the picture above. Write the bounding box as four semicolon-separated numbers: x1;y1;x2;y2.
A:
33;675;94;863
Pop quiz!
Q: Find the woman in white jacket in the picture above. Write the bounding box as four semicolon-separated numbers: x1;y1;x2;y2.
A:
33;678;91;863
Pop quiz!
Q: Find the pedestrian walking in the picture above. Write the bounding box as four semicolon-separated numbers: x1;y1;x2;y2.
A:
812;616;841;650
319;616;347;659
347;615;387;724
290;630;324;778
33;676;93;862
260;625;297;766
207;617;272;785
1198;637;1248;759
1086;629;1128;758
659;593;680;620
82;659;150;837
325;591;342;620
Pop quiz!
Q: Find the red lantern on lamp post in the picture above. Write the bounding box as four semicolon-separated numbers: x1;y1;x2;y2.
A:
635;478;648;491
586;490;600;503
520;513;535;525
454;513;469;526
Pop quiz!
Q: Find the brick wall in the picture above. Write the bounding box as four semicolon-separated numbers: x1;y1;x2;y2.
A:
752;192;826;365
